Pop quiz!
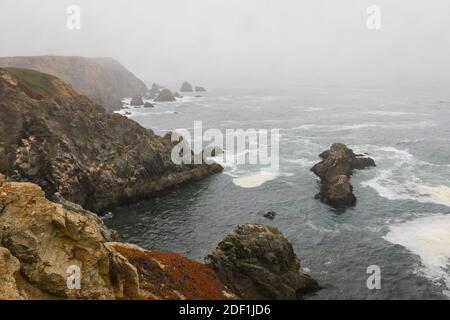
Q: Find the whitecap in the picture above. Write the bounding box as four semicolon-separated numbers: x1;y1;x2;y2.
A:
232;170;279;188
384;214;450;297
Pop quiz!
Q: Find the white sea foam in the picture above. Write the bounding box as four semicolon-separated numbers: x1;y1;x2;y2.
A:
291;121;436;132
364;110;428;116
361;146;450;207
232;170;280;188
384;214;450;297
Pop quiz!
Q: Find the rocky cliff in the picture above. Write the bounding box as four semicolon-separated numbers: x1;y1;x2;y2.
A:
0;56;147;112
0;68;222;213
0;174;235;300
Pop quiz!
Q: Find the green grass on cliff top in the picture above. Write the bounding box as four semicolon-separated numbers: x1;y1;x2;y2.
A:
5;67;57;96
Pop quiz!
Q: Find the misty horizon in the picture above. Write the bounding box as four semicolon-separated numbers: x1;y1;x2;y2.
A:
1;0;449;90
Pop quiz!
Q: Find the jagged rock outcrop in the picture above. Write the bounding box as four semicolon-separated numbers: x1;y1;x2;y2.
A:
180;81;193;92
311;143;376;207
0;68;222;213
0;174;139;299
205;224;319;300
130;95;144;106
195;86;206;92
154;88;176;102
0;56;147;112
0;174;235;300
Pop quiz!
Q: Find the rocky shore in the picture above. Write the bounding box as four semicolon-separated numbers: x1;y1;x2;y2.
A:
0;174;316;300
311;143;376;207
0;68;221;213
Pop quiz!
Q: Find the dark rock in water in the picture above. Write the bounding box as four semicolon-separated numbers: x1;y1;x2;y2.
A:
154;88;176;102
125;111;132;115
130;95;144;106
180;81;193;92
311;143;375;207
143;102;154;108
195;86;206;92
263;211;277;220
173;91;182;98
205;224;320;299
0;68;222;213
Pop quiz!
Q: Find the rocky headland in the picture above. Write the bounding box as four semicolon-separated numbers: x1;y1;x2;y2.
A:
311;143;376;207
0;67;221;213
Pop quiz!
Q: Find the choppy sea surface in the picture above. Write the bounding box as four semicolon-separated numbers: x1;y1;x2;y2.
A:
106;86;450;299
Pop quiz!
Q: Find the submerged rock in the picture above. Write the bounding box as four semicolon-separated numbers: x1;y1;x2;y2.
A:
180;81;193;92
263;211;277;220
130;95;144;106
0;174;236;300
0;68;222;213
205;224;319;299
311;143;376;207
154;88;176;102
195;86;206;92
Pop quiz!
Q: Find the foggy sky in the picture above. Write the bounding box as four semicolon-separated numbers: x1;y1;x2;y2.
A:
1;0;449;89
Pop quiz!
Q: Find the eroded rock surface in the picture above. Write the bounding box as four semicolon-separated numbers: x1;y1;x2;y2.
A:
205;224;319;300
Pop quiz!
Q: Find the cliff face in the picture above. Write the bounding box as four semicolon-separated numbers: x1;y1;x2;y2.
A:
0;68;222;213
0;174;235;300
0;56;147;112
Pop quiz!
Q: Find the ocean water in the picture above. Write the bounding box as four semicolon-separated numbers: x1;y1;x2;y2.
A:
107;86;450;299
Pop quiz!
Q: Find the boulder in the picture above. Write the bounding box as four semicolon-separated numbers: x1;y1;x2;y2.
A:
130;95;144;106
205;224;319;300
180;81;193;92
195;86;206;92
154;88;176;102
0;174;140;299
143;102;154;108
311;143;375;207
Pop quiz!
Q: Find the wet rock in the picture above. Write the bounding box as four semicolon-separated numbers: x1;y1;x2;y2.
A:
206;224;319;299
143;102;154;108
311;143;376;207
154;88;176;102
263;211;277;220
180;81;193;92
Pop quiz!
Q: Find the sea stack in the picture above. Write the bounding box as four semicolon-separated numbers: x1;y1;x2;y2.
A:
311;143;376;207
195;86;206;92
154;88;176;102
180;81;193;92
